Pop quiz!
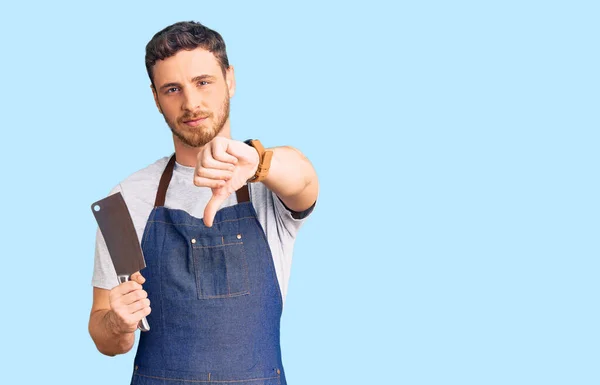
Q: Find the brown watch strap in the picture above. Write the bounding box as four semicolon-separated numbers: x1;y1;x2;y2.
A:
247;139;273;183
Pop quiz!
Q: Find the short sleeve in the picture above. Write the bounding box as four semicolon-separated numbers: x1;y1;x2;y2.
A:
272;193;316;238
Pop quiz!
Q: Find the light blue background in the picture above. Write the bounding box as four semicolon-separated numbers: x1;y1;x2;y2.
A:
1;1;598;384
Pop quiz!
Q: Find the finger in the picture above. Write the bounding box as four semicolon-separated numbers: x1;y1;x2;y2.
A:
193;176;227;188
121;289;148;306
200;158;236;171
113;280;142;295
212;141;239;164
130;271;145;284
127;298;151;313
204;194;228;227
132;305;152;319
195;167;234;181
199;145;236;171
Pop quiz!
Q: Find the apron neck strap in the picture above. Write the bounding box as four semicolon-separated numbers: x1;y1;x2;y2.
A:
154;154;250;207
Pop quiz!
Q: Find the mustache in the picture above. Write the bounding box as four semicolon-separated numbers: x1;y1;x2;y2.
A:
180;111;212;121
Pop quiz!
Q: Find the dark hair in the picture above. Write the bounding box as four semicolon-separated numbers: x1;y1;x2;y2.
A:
145;21;229;86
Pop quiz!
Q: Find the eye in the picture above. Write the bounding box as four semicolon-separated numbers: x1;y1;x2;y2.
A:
198;81;209;86
165;87;180;94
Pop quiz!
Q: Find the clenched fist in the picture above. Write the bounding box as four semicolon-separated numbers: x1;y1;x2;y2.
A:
194;137;260;227
108;272;151;334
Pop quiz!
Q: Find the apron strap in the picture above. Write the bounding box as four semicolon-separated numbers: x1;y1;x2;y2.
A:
154;154;250;207
154;155;176;207
236;183;250;203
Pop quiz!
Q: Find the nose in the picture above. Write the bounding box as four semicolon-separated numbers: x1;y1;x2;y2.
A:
182;88;202;112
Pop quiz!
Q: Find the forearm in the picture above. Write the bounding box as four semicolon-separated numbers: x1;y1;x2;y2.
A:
89;309;135;356
262;146;318;212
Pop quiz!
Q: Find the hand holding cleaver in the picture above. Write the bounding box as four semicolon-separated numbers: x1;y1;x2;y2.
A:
91;192;150;332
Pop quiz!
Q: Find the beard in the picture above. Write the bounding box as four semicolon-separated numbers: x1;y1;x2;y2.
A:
164;96;230;148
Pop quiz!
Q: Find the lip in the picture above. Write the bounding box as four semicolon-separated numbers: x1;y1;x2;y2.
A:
182;117;207;127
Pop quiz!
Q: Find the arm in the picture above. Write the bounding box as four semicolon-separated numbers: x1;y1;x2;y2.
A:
194;138;318;226
88;273;150;356
89;288;135;356
261;146;318;213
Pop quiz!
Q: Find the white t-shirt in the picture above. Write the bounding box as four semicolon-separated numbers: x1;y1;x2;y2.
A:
92;155;312;305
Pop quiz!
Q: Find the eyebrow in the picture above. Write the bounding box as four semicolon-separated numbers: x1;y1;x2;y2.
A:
192;75;217;83
158;75;217;91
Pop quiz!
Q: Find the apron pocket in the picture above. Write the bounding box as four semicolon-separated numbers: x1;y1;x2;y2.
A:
192;234;250;299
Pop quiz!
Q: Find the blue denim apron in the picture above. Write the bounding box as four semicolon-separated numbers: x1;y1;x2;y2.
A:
130;155;286;385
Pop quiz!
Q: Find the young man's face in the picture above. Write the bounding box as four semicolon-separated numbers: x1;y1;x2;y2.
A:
151;48;235;147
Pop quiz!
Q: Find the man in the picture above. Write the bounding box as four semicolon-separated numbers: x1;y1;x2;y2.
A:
88;21;318;385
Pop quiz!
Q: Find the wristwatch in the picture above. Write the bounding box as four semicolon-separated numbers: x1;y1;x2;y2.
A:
244;139;273;183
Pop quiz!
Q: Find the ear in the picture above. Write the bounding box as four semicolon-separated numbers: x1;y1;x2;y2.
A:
225;65;236;98
151;84;163;114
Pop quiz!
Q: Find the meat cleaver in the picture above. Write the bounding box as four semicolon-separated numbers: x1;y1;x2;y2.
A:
91;192;150;332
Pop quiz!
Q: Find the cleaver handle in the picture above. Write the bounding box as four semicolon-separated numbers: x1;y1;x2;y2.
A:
118;275;151;332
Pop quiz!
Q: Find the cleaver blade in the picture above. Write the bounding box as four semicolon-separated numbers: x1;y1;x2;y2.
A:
91;192;150;332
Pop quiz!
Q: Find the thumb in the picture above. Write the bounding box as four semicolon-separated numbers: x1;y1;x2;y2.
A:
130;271;146;284
204;193;228;227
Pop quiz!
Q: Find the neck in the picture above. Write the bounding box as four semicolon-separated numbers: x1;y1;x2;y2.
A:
173;120;232;166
